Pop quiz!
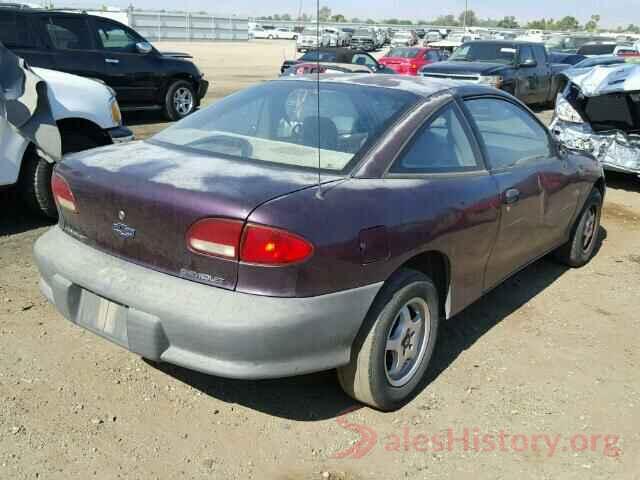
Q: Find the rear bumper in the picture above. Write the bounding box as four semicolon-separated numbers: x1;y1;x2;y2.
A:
196;79;209;102
34;227;382;379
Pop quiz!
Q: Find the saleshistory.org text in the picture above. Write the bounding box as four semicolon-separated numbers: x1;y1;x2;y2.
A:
333;413;622;459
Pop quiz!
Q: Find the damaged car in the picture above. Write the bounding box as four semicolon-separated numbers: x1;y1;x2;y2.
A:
0;42;133;217
551;63;640;178
35;75;605;411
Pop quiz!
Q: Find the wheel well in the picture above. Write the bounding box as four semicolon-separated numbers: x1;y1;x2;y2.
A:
401;251;451;318
594;177;605;198
56;118;110;154
167;74;197;89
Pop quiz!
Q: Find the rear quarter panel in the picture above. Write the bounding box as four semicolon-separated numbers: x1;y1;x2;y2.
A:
239;175;501;317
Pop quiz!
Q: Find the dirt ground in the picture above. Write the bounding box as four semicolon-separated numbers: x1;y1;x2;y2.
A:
1;40;639;480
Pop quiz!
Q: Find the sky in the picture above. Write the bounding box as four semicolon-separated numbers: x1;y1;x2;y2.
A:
50;0;638;28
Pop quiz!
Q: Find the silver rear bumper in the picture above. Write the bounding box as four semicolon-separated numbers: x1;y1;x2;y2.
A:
34;227;381;379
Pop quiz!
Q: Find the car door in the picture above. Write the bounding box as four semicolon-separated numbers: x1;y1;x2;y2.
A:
386;101;501;312
463;96;565;290
514;46;539;104
39;14;104;81
533;45;553;103
91;17;161;106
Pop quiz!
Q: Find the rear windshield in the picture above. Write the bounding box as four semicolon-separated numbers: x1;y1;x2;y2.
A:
578;44;616;56
153;81;417;173
388;48;421;58
300;50;339;62
574;56;624;68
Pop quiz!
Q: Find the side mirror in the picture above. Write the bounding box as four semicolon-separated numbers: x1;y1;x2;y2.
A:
136;42;153;55
520;58;537;68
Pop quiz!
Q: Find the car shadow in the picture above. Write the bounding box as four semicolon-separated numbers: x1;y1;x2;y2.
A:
146;227;607;421
122;111;172;127
605;171;640;193
0;189;55;237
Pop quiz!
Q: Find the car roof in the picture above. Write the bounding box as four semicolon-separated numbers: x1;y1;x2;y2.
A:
464;40;543;46
279;73;500;99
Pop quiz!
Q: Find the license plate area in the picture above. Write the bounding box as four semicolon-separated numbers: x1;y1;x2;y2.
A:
76;290;129;348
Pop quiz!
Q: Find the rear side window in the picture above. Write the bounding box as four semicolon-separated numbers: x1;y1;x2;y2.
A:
0;13;38;48
352;54;376;67
43;16;92;50
519;46;535;65
425;50;440;61
465;98;550;170
533;46;547;65
95;19;139;52
390;103;479;174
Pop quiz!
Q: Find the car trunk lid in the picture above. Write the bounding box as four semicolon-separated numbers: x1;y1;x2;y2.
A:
56;141;327;291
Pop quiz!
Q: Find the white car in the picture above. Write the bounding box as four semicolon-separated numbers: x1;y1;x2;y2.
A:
297;27;331;52
249;27;272;40
274;28;298;40
1;67;132;217
323;27;349;47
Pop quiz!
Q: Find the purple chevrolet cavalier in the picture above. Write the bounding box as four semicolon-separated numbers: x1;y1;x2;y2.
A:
35;75;605;411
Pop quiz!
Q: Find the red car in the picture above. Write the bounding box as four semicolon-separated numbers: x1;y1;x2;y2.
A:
379;47;443;76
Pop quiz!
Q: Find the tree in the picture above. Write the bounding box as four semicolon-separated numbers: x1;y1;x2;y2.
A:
331;14;346;22
555;16;580;31
318;6;332;21
585;14;600;32
281;13;291;21
496;16;519;29
351;17;362;24
458;10;477;27
433;14;458;27
526;19;548;30
626;24;640;34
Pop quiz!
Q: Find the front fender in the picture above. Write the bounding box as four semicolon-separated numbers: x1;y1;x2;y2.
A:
31;68;118;130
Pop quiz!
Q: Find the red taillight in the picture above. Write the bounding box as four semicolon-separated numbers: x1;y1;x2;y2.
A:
187;219;314;265
186;218;244;259
51;173;78;213
240;224;314;265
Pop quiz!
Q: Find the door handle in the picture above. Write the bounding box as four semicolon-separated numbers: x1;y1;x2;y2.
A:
105;58;120;64
504;188;521;205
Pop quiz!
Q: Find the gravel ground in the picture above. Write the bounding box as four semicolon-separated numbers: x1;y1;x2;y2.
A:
1;40;639;480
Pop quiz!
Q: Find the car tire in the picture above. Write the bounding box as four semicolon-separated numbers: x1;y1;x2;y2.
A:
554;188;602;267
18;150;57;218
337;269;440;411
163;80;197;121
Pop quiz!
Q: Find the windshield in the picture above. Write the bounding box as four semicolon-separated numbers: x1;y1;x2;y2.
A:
153;81;417;173
387;48;420;58
450;43;516;64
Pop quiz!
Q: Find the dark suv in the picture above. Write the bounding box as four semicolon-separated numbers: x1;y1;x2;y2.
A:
0;8;209;120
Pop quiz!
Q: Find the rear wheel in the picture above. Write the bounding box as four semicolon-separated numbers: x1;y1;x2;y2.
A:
19;132;107;218
18;149;56;218
338;269;439;411
554;189;602;267
163;80;196;121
